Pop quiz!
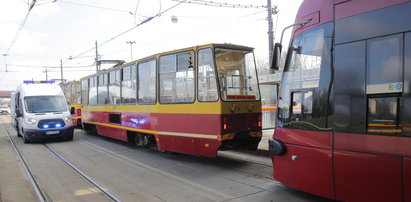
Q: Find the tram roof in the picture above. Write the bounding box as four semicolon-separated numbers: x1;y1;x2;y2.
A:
60;81;80;85
80;43;254;80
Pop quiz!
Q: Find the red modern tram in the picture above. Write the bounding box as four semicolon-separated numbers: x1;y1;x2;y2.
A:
269;0;411;201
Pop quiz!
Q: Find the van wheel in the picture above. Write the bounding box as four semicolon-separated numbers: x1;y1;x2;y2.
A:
16;128;22;137
22;133;30;144
66;133;73;141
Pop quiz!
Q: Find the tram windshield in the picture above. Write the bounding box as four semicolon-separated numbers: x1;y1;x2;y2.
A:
215;48;260;101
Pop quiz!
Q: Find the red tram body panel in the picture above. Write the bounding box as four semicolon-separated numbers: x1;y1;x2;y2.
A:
270;0;411;201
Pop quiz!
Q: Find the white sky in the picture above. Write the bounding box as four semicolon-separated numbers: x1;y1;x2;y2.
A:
0;0;302;91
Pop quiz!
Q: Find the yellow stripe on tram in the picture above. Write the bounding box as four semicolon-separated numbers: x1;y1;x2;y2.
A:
84;121;219;140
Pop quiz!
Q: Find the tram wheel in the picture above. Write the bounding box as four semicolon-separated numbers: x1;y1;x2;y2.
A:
142;134;152;148
134;134;143;146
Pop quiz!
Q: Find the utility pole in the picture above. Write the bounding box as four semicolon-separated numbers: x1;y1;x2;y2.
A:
44;68;48;81
29;0;37;10
95;40;99;73
60;59;63;83
267;0;274;68
2;54;8;72
126;41;136;61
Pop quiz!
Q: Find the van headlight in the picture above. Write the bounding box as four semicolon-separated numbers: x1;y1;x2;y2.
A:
64;116;72;122
26;118;37;125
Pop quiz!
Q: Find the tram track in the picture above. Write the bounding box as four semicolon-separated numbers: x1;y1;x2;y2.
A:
0;115;46;202
0;116;122;202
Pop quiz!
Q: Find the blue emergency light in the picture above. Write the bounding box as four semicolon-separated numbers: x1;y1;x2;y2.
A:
43;124;49;129
55;123;62;128
23;80;55;84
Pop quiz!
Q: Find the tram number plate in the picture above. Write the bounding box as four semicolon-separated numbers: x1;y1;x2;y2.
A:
46;131;59;135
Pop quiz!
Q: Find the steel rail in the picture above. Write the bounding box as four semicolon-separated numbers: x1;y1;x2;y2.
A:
1;117;122;202
43;144;123;202
0;117;47;202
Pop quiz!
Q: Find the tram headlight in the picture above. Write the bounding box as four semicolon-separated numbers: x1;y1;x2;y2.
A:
64;116;72;122
26;118;37;125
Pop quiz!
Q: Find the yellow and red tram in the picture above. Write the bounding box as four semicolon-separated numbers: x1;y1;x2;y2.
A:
60;81;82;127
80;44;262;157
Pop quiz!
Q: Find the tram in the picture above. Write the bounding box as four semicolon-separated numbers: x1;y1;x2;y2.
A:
60;81;82;127
269;0;411;201
80;43;262;157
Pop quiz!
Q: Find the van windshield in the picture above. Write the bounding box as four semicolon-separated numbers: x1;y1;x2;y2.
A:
24;96;68;113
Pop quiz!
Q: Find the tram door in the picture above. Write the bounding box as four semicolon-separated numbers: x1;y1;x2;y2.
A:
333;31;408;201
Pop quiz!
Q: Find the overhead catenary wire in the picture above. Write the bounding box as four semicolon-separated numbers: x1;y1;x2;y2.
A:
2;0;37;73
4;11;32;55
66;0;186;64
171;0;267;9
56;0;136;15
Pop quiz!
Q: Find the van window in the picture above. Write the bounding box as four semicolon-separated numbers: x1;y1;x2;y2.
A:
25;96;67;113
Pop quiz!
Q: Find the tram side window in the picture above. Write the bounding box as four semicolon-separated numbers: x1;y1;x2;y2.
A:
367;96;401;134
159;51;195;103
138;59;156;104
291;92;302;118
88;76;98;105
290;91;314;123
121;65;137;104
366;34;403;94
303;91;313;116
198;48;218;101
81;79;89;105
365;34;403;135
72;83;81;105
98;73;108;105
109;70;121;105
63;84;71;105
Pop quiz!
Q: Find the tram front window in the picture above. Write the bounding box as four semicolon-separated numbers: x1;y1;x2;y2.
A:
215;48;260;101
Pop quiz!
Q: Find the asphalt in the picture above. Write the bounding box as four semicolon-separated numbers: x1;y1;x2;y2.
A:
258;128;274;151
217;129;274;166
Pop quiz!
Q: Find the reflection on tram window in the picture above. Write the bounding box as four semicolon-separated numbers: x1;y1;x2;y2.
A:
98;73;108;105
138;59;156;104
109;70;121;105
159;51;195;104
198;48;218;102
367;96;401;135
122;65;137;104
88;76;97;105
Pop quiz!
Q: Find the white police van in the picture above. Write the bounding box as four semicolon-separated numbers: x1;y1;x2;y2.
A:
12;81;74;143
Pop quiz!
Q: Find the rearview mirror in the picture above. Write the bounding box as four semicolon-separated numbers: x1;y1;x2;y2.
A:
270;43;282;72
70;107;75;115
15;109;21;117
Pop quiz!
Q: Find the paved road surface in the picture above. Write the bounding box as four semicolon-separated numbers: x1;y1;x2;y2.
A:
0;115;334;202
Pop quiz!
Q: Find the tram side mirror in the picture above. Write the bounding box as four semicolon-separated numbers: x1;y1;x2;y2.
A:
271;43;282;72
70;107;75;115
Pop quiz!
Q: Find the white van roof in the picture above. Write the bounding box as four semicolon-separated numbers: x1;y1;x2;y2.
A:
19;83;64;97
